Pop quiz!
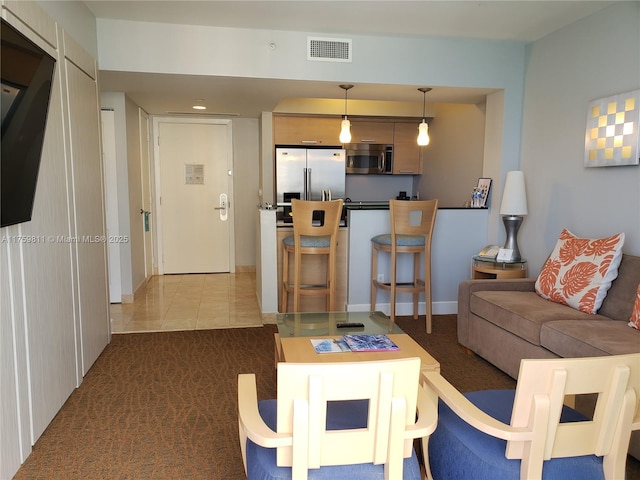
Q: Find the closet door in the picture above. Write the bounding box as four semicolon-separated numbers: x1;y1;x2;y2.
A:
65;56;109;376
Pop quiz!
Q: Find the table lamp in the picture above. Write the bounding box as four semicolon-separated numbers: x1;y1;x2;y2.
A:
499;171;527;262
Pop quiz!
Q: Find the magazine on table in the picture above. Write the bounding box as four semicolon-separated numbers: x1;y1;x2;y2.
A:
342;334;400;352
310;334;399;353
310;338;351;353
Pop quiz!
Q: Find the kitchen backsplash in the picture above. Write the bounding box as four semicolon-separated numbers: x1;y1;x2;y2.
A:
344;175;414;202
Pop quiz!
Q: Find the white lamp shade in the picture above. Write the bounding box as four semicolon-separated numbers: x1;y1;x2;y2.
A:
339;118;352;143
417;121;430;146
500;170;528;216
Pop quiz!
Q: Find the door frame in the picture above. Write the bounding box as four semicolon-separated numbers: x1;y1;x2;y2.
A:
151;116;236;275
139;109;154;279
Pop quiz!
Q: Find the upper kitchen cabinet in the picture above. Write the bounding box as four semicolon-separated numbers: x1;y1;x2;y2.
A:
348;121;394;144
273;115;341;146
392;122;423;174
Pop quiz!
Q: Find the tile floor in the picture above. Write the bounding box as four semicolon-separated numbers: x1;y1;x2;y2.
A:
110;272;263;333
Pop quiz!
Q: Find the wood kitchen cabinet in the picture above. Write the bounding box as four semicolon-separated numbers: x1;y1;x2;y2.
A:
392;122;423;174
273;116;342;146
349;121;394;144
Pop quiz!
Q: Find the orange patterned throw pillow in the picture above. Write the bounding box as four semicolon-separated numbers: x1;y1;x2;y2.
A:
629;284;640;329
535;229;625;314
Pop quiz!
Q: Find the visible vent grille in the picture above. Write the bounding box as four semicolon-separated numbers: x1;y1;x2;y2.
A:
307;37;352;62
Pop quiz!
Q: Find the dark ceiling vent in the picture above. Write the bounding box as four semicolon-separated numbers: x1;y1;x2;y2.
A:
307;37;352;62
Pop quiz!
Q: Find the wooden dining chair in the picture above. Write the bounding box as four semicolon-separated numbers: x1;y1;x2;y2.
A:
421;353;640;480
238;358;437;479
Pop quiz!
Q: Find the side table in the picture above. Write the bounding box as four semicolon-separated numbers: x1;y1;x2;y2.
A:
472;255;528;279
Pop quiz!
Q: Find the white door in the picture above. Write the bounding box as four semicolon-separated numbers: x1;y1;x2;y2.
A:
157;120;232;274
139;109;153;279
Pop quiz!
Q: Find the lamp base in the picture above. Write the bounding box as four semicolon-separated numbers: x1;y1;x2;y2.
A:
502;215;523;262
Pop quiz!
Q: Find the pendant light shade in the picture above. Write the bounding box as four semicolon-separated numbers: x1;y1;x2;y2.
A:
339;118;352;143
417;121;429;146
339;84;353;143
417;87;432;146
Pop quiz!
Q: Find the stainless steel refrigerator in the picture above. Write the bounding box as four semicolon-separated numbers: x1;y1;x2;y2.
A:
275;147;346;206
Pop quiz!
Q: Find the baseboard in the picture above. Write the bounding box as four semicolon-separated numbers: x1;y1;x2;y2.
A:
346;301;457;315
235;265;256;273
121;294;134;304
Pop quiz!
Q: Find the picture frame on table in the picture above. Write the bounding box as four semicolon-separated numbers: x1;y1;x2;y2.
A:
476;178;492;208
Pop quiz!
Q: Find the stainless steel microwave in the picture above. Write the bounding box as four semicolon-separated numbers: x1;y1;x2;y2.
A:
345;144;393;174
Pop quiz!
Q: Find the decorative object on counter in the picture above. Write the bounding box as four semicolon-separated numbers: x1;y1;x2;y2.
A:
584;89;639;167
339;84;353;143
371;199;438;333
417;87;432;146
281;199;344;312
499;171;527;262
475;177;491;207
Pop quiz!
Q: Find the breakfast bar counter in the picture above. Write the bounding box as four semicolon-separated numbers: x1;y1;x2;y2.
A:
256;205;490;316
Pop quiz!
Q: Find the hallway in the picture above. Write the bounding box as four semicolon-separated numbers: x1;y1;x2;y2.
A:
109;272;262;333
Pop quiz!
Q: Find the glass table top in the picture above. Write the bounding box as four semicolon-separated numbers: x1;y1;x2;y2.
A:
276;311;404;338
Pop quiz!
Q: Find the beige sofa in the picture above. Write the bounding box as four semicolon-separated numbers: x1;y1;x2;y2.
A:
457;253;640;458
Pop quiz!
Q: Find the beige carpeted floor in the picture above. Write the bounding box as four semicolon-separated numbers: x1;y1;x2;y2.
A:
13;315;640;479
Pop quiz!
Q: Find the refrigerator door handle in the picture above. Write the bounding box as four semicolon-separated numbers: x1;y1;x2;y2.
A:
303;168;308;200
305;168;312;200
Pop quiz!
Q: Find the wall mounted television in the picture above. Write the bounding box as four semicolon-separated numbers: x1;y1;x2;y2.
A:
1;18;56;228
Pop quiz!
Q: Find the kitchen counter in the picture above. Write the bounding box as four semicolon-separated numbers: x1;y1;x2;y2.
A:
257;206;491;316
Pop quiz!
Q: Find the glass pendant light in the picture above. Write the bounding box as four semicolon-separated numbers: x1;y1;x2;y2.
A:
339;84;353;143
417;87;432;146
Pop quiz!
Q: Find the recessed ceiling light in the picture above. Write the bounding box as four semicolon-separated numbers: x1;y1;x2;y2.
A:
192;105;206;110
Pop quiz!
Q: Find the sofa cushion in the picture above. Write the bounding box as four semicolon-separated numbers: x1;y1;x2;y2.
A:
535;229;624;314
470;291;607;346
541;320;640;357
629;284;640;329
598;254;640;320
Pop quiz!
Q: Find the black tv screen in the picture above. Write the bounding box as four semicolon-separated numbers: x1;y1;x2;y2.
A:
1;19;56;228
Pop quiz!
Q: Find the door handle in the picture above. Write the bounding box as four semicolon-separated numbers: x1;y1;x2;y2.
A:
216;193;228;221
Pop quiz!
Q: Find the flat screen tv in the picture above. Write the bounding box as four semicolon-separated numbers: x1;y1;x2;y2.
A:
1;18;56;228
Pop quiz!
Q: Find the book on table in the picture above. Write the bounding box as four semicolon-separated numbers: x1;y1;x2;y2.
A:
310;334;399;353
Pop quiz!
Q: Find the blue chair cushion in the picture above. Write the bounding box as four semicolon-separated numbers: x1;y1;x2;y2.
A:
428;389;604;480
245;399;422;479
371;234;425;247
283;235;331;248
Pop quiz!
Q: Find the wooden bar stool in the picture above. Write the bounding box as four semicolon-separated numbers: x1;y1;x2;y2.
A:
370;199;438;332
281;199;343;312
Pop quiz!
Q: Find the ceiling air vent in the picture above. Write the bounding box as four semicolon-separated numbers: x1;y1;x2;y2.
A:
307;37;352;62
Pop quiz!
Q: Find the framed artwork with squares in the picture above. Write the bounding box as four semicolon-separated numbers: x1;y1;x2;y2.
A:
584;89;640;167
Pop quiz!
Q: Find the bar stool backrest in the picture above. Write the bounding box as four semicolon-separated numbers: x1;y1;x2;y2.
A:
291;199;343;239
390;199;438;239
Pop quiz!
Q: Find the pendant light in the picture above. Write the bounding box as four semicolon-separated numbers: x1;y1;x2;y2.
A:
339;84;353;143
417;87;432;146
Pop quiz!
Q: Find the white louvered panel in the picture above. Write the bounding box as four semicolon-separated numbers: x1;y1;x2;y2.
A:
307;36;352;62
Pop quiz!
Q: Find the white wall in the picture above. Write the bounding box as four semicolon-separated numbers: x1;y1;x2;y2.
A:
100;92;134;297
232;118;260;268
519;2;640;273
